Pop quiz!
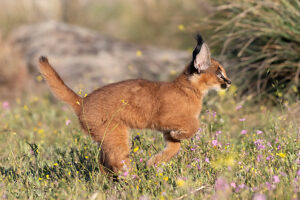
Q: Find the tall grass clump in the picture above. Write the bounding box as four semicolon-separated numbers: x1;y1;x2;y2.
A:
206;0;300;102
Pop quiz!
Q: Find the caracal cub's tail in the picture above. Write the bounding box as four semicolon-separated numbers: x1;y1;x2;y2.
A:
38;56;82;115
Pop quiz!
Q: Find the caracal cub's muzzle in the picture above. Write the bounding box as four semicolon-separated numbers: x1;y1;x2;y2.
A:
218;73;232;89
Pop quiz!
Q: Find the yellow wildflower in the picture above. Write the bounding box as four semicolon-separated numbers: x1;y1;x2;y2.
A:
38;129;44;134
133;146;139;153
229;84;237;94
277;153;286;158
292;85;298;93
23;105;29;111
136;50;142;57
218;90;226;97
170;70;177;75
36;75;43;82
178;24;185;31
176;179;185;187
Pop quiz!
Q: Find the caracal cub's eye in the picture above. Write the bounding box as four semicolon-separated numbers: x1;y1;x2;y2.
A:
217;73;222;79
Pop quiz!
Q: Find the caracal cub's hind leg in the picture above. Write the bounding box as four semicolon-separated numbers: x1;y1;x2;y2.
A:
147;132;181;167
94;124;130;174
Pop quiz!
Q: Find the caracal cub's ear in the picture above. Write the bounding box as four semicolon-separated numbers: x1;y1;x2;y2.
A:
193;34;211;73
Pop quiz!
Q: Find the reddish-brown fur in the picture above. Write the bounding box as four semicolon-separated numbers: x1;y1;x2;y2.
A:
38;38;231;174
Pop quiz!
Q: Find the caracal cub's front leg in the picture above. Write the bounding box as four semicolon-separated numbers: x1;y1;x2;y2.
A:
147;117;199;166
169;118;199;140
147;132;181;167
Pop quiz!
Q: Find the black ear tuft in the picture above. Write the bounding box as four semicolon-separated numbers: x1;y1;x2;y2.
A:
185;33;205;75
195;34;204;47
192;33;204;62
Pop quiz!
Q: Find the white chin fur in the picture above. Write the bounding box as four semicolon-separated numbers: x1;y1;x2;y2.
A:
211;85;221;91
202;85;221;96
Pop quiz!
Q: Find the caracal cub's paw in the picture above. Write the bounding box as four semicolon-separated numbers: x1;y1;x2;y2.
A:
147;154;163;167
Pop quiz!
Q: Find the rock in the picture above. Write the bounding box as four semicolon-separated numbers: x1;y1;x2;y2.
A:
0;35;27;101
9;21;189;93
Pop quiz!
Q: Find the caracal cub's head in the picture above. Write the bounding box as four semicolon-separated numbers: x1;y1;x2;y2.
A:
185;34;231;91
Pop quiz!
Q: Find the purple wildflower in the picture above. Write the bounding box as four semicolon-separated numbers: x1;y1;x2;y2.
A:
216;130;222;136
239;183;246;189
157;167;163;173
254;139;265;150
241;130;247;135
132;174;137;179
254;139;263;145
297;170;300;176
257;154;263;162
253;193;267;200
61;106;68;111
256;130;263;135
266;155;273;161
197;165;201;171
212;140;218;146
265;182;272;190
205;157;210;163
273;176;280;183
236;105;242;110
215;178;229;191
280;172;287;177
277;145;281;150
267;142;272;147
2;101;9;109
122;171;129;177
65;120;71;126
239;118;246;122
230;182;236;188
139;196;149;200
212;111;217;118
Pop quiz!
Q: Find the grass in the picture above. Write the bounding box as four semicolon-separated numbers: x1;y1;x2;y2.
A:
0;88;299;199
204;0;300;101
0;1;299;199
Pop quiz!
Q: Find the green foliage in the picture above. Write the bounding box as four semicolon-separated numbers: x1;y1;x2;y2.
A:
0;94;299;199
206;0;300;102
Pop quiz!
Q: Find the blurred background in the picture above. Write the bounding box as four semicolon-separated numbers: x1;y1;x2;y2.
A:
0;0;299;105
